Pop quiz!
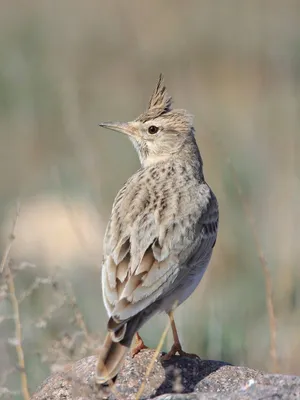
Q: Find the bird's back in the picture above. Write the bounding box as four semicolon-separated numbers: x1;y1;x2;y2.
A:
102;157;218;319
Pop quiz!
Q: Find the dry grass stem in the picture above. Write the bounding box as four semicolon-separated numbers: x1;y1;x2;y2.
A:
203;120;279;373
227;158;279;373
0;202;20;275
6;268;31;400
66;283;92;344
1;203;31;399
135;316;172;400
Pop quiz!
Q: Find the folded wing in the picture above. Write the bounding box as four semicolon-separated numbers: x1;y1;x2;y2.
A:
102;179;218;341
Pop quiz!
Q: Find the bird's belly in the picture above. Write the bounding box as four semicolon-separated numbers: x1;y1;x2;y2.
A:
162;262;209;313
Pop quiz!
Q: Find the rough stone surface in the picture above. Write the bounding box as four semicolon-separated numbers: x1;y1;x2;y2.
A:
32;350;300;400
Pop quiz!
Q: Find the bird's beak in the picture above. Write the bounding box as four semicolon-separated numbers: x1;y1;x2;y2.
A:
98;121;138;138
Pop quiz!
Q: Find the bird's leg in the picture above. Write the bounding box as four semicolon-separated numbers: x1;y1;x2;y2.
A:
161;311;199;361
131;332;148;357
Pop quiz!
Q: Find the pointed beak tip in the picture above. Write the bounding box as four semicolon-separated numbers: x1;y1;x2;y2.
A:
98;123;112;130
98;121;136;137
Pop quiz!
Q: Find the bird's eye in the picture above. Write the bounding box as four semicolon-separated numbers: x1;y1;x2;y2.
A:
148;125;159;134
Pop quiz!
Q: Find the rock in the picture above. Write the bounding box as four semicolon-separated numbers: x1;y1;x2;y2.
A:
32;350;300;400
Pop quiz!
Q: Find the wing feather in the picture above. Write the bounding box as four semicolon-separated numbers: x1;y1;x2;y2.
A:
101;175;218;328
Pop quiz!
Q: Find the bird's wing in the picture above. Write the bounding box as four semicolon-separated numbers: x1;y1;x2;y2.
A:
102;178;218;328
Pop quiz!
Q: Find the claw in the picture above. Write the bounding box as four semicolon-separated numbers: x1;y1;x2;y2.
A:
161;342;199;361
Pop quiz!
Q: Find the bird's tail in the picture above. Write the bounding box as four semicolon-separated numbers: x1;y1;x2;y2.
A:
96;332;129;385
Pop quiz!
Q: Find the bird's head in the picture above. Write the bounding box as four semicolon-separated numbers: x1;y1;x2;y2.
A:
99;74;195;167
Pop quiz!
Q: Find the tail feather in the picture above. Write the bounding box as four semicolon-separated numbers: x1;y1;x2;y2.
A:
108;316;128;342
111;323;127;342
96;333;129;385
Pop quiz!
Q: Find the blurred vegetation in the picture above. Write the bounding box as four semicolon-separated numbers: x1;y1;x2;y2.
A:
0;0;299;398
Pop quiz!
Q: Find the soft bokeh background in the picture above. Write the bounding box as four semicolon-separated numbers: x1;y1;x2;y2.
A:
0;0;299;397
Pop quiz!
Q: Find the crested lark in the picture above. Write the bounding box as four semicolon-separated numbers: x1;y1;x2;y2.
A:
96;74;219;385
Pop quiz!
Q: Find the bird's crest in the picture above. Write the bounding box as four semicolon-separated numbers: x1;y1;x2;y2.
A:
148;74;172;113
136;74;173;122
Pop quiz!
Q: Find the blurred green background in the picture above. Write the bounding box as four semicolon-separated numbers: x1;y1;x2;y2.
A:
0;0;299;397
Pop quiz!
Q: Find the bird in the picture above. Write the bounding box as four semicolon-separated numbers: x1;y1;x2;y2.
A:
96;74;219;386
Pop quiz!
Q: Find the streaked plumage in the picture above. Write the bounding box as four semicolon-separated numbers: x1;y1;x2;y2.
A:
96;74;219;385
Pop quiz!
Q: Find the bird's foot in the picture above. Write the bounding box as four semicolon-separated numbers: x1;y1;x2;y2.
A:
161;342;199;361
131;333;148;357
